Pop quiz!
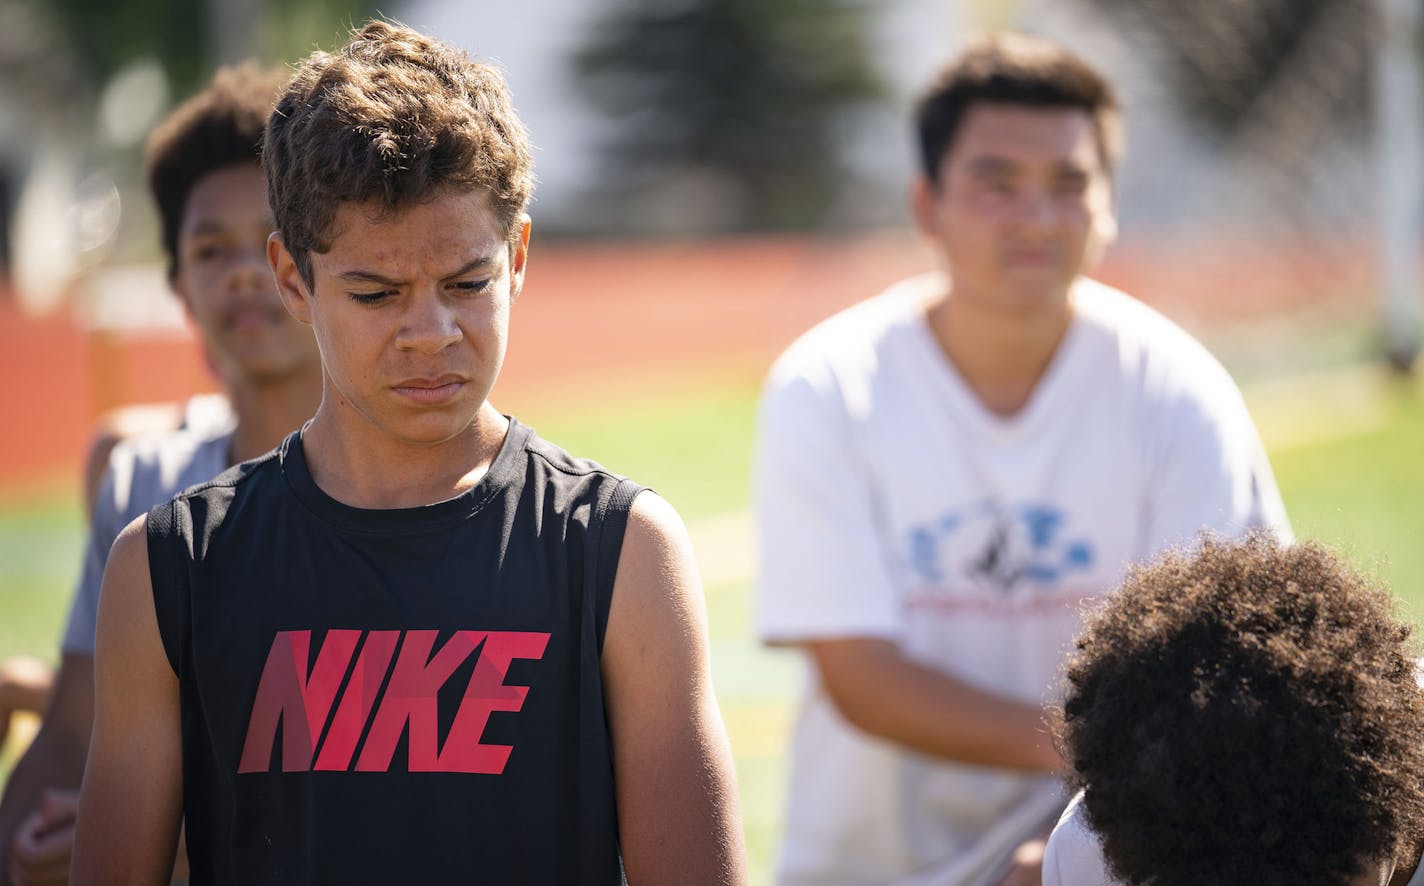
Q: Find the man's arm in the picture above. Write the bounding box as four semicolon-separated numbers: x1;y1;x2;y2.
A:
71;516;183;886
601;493;747;886
0;654;91;886
755;364;1061;773
808;638;1062;772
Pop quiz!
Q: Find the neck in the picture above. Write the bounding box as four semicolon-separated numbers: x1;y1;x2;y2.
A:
925;280;1074;417
300;400;509;510
225;370;323;464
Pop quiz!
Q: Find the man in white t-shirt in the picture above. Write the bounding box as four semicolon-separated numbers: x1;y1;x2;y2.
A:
754;32;1290;886
0;65;321;885
1046;537;1424;886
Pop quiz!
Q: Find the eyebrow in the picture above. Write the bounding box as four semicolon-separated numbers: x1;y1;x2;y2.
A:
965;156;1096;180
184;217;276;237
966;156;1019;176
336;254;497;286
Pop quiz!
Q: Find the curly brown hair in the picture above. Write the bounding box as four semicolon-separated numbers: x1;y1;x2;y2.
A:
145;63;289;281
264;19;535;288
915;31;1121;183
1059;535;1424;885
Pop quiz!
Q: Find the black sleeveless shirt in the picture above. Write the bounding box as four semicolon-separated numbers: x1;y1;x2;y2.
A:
146;419;639;884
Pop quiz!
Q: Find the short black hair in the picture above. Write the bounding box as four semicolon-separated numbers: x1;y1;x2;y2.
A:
1058;535;1424;885
915;31;1121;183
145;63;289;281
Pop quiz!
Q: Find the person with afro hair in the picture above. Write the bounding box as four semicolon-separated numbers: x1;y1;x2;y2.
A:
1044;534;1424;885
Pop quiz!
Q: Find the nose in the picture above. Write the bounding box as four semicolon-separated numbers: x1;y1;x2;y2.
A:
227;242;271;292
396;290;462;355
1011;191;1057;232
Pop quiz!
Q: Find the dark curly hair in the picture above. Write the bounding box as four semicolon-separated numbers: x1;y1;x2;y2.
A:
915;31;1121;183
264;19;535;289
145;63;289;281
1058;535;1424;885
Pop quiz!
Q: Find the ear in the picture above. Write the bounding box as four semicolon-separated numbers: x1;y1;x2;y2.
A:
268;232;313;325
508;214;532;302
910;175;942;240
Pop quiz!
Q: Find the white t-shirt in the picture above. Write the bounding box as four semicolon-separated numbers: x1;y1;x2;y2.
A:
1041;793;1118;886
1043;791;1424;886
62;419;234;655
754;273;1290;886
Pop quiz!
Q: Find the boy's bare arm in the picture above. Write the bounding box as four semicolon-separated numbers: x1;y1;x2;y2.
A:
71;516;183;886
807;637;1063;772
602;493;748;886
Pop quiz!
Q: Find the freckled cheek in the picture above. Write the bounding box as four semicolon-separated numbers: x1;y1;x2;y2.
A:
464;301;510;356
312;318;381;386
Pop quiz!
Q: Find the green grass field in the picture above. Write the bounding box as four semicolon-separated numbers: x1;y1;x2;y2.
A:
4;348;1424;885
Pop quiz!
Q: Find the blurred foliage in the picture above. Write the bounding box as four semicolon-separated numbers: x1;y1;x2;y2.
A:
0;0;379;278
573;0;885;235
1077;0;1378;137
6;0;377;109
42;0;207;99
0;1;89;112
257;0;381;77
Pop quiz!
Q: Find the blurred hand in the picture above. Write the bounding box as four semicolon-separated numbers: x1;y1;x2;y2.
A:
9;790;78;886
996;836;1046;886
0;656;54;752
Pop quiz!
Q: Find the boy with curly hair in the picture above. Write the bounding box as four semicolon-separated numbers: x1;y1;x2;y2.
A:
1045;535;1424;885
72;20;744;886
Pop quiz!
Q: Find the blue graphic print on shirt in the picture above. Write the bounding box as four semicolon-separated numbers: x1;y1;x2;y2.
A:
908;499;1094;598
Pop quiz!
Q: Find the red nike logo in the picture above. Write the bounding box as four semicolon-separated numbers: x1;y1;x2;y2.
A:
238;629;551;774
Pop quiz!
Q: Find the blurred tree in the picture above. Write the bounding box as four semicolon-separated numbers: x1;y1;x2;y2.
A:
1077;0;1420;370
28;0;377;102
44;0;206;98
573;0;885;235
258;0;382;78
1075;0;1382;231
0;0;378;282
1075;0;1377;138
0;1;87;117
